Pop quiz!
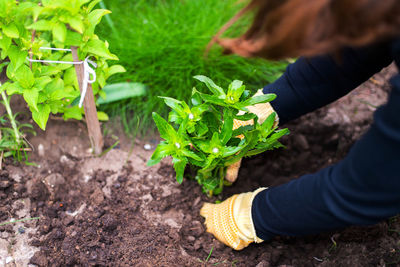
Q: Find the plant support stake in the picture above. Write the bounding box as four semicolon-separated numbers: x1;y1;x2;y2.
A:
71;47;104;154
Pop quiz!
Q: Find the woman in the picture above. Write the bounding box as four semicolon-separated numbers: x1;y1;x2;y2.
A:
200;0;400;250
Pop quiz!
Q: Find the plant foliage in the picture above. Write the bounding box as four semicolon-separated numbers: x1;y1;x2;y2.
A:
149;76;289;196
0;0;125;130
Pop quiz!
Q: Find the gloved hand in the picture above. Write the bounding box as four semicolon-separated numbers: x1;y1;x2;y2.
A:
200;188;267;250
225;89;278;183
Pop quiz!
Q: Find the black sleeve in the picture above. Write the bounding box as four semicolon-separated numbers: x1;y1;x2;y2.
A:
252;39;400;240
263;41;393;124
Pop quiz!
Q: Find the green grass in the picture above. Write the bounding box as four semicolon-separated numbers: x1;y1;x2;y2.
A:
97;0;288;135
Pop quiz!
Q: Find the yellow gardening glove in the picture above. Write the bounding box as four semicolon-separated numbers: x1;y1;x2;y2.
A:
200;188;267;250
225;89;278;183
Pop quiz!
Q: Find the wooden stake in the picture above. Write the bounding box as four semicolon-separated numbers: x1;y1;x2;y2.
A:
71;47;103;154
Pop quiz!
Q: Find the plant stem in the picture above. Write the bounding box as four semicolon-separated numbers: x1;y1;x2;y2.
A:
1;91;20;144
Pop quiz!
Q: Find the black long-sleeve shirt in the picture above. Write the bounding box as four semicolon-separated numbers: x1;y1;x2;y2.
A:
252;38;400;240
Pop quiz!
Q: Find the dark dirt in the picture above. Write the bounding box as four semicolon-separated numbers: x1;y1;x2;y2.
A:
1;65;399;266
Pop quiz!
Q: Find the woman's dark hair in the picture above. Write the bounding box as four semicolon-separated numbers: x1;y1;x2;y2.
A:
208;0;400;59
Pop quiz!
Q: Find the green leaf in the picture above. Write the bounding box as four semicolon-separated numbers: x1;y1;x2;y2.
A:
168;111;181;124
52;23;67;43
220;108;233;145
199;93;229;107
64;30;83;46
45;78;64;94
191;104;209;117
195;121;208;136
32;104;51;130
224;130;260;166
232;125;253;137
227;80;245;103
97;111;109;121
97;82;146;104
88;9;111;27
48;100;63;114
201;176;219;191
239;93;276;107
78;0;91;7
181;149;203;161
86;39;118;60
159;96;184;115
152;112;177;141
67;16;84;33
260;112;276;133
63;106;83;120
27;20;54;31
87;0;101;11
23;87;39;111
7;45;27;70
202;111;220;133
0;36;11;58
34;76;53;89
4;82;23;95
106;64;126;78
15;65;34;89
193;140;212;154
193;75;225;97
172;157;187;184
31;6;42;21
191;89;203;106
234;112;257;121
267;128;290;142
222;146;242;157
210;132;221;152
3;23;19;38
63;67;78;88
148;142;173;166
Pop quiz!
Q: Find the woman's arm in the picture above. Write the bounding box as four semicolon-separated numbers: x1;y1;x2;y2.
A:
263;41;393;124
253;40;400;240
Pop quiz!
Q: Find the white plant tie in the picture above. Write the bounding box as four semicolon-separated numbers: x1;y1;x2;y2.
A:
27;47;97;108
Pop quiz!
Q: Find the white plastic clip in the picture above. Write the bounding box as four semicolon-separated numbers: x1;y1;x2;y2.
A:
27;47;97;108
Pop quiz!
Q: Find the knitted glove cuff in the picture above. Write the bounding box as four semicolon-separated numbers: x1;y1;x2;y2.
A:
234;187;268;243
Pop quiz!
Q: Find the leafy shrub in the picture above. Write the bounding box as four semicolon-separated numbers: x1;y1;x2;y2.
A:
148;76;289;196
0;0;125;130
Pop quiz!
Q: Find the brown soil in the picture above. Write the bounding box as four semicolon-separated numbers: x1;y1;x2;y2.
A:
1;65;399;267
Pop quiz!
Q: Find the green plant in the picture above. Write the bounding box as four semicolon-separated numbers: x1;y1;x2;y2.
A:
148;75;289;196
97;0;288;134
0;0;125;131
0;89;35;163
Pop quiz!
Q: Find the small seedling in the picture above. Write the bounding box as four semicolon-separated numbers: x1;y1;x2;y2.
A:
0;90;35;164
0;217;40;226
198;246;214;264
149;75;289;195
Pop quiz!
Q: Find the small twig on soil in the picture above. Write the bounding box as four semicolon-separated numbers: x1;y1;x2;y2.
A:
369;77;384;86
0;217;40;226
357;99;378;109
313;257;323;262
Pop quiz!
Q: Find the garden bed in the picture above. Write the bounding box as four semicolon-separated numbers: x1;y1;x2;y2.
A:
1;65;399;266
